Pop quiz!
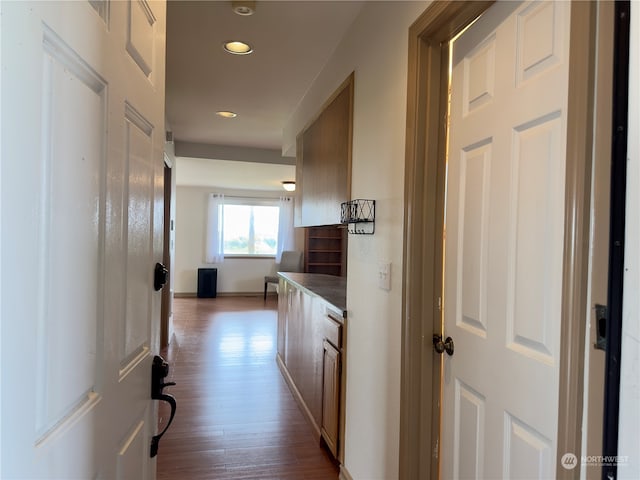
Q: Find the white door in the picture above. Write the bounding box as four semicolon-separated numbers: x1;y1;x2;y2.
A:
1;1;166;478
442;1;570;478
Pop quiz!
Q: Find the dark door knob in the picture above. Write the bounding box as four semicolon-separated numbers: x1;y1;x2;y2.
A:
154;262;168;291
433;334;454;356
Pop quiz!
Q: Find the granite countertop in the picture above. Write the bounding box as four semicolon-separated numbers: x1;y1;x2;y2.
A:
277;272;347;316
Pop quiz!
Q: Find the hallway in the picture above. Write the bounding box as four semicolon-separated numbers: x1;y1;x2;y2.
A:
157;296;339;479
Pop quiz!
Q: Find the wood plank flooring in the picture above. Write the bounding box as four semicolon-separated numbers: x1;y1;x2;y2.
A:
156;296;339;480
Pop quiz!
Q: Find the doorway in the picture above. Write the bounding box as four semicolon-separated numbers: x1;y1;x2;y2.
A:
161;161;174;348
400;1;602;478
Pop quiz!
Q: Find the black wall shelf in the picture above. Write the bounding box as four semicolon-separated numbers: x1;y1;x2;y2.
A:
340;199;375;234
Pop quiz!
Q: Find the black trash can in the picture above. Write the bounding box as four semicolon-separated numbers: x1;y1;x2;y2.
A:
197;268;217;298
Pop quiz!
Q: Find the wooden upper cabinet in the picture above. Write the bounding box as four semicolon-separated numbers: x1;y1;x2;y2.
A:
295;73;353;227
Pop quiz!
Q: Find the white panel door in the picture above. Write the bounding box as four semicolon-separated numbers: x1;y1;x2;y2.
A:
441;1;570;478
1;1;166;478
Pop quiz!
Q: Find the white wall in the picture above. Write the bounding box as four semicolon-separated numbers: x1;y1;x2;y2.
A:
285;2;429;478
174;185;303;294
619;3;640;478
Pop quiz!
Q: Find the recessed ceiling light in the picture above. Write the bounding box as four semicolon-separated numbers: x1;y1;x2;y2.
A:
232;1;255;16
216;111;237;118
223;41;253;55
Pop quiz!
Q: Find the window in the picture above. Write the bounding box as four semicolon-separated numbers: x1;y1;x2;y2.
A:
222;203;279;256
206;194;294;264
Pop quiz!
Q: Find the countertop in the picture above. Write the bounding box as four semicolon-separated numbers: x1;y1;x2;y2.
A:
277;272;347;316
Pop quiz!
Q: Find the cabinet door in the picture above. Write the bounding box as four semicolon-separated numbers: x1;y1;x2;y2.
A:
285;287;302;370
277;279;287;359
321;339;341;457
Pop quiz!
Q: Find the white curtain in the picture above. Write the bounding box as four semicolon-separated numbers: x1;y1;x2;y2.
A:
205;193;225;264
276;196;294;263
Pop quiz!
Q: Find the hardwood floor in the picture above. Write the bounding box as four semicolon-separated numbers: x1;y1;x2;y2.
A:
156;296;339;480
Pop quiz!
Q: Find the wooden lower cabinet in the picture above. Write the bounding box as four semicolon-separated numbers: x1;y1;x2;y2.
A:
276;276;346;462
276;281;289;360
321;339;340;457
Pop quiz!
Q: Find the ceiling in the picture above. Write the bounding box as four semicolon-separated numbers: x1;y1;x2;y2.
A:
165;1;365;190
175;157;295;190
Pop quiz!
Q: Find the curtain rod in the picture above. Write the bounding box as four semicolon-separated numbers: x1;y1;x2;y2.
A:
212;194;292;201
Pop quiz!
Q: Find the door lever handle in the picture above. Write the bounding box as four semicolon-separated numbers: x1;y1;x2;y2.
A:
150;355;177;458
150;392;176;458
433;334;455;356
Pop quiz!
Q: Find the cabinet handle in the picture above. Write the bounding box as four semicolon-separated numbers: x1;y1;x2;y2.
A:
326;314;342;327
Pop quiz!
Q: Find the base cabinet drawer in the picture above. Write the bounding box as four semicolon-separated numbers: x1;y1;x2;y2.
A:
323;311;342;348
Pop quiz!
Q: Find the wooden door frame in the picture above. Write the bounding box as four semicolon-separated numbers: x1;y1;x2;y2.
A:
161;154;173;348
400;1;598;478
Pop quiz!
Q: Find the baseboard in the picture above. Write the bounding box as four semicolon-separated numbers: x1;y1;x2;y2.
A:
175;292;272;298
217;292;266;297
275;353;322;441
339;465;354;480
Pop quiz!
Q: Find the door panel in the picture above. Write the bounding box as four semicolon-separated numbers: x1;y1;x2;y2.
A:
504;413;552;478
1;1;166;477
123;104;155;368
117;420;147;480
442;2;570;478
453;380;485;480
37;27;106;439
456;141;491;339
127;0;157;78
508;112;564;363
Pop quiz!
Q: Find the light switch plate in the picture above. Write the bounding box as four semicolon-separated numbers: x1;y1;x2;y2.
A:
378;262;391;291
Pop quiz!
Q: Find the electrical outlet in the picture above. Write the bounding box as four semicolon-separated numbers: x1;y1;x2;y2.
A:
378;262;391;291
